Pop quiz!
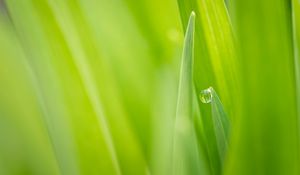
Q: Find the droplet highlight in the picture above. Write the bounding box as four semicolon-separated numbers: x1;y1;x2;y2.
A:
200;87;213;104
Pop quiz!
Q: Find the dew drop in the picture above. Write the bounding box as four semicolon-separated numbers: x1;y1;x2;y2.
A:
200;87;213;104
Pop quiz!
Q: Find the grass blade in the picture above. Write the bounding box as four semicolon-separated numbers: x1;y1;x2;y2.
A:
173;12;208;175
292;0;300;134
6;0;126;174
225;0;299;174
46;0;149;174
177;0;239;117
200;87;230;163
0;16;60;175
151;68;177;175
177;0;239;174
45;1;121;174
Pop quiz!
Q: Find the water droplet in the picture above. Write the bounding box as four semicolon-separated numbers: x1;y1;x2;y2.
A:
200;87;213;104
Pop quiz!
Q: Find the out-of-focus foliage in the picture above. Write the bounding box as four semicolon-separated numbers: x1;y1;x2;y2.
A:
0;0;300;174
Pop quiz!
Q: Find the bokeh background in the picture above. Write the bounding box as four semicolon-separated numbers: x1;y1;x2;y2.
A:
1;0;300;175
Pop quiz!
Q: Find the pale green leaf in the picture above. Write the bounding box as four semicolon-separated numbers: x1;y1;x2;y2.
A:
225;0;299;174
177;0;239;174
292;0;300;123
200;87;230;162
172;12;208;175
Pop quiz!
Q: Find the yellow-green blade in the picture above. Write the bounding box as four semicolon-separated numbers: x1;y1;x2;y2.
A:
151;68;177;175
200;87;230;163
0;16;60;175
173;12;208;175
177;0;239;174
292;0;300;130
5;0;144;174
177;0;240;118
225;0;300;174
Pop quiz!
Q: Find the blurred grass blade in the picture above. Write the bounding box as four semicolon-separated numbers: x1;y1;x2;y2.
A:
200;87;230;162
45;1;121;174
292;0;300;164
173;12;207;175
225;0;299;174
6;0;126;174
0;16;60;175
151;68;177;175
46;0;150;174
76;2;158;173
5;1;83;174
177;0;239;174
292;0;300;124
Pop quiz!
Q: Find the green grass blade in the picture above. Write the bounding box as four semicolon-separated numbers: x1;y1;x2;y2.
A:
292;0;300;169
200;87;230;163
77;2;158;172
292;0;300;130
173;12;208;175
5;1;126;174
176;12;195;119
5;1;83;174
45;0;149;174
0;16;60;175
151;68;177;175
211;89;230;162
225;0;300;174
45;1;122;174
177;0;240;117
177;0;239;174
